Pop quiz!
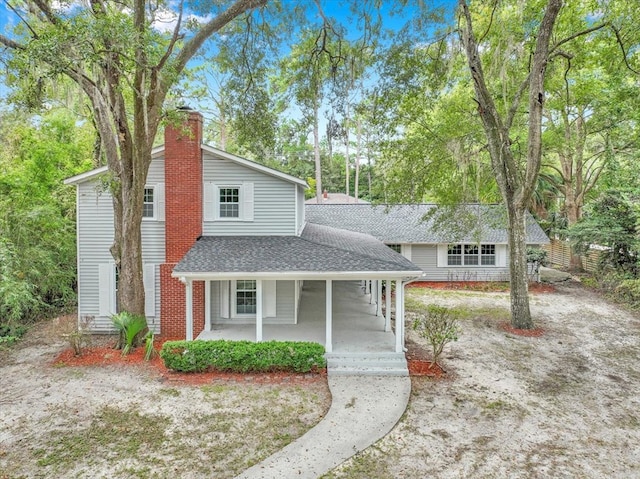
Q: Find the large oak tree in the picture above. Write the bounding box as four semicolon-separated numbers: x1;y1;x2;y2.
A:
0;0;267;321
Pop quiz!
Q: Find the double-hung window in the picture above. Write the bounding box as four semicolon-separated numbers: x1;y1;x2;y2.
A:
143;187;154;218
236;280;257;315
447;244;496;266
219;187;240;218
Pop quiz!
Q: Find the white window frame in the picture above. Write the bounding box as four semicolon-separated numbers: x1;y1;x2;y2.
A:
142;186;156;220
233;279;257;317
217;185;241;220
387;244;402;253
447;244;497;267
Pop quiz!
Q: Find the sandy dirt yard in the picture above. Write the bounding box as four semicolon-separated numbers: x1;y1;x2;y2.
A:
0;321;330;479
326;283;640;478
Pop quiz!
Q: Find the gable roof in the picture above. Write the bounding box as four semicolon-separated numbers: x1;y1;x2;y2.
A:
64;145;308;187
305;204;550;245
172;223;421;280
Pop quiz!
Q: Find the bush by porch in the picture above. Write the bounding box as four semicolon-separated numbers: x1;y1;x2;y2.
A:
160;339;326;373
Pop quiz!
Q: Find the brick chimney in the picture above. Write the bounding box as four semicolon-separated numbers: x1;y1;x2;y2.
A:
160;108;204;338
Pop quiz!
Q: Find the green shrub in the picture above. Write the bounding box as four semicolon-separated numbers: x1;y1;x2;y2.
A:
412;304;461;368
614;279;640;310
160;340;326;373
111;312;147;355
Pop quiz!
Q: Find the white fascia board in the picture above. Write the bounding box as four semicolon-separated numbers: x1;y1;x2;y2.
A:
172;270;425;282
64;165;109;185
201;144;308;188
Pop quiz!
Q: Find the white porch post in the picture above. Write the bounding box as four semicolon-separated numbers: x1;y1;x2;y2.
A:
395;279;404;353
376;280;383;316
185;279;193;341
256;279;263;342
204;280;211;331
325;279;333;353
368;280;372;304
385;279;391;332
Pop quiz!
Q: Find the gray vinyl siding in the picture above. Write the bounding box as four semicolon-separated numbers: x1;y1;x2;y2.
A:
209;280;295;324
296;185;305;234
76;157;165;333
202;154;296;235
411;244;511;282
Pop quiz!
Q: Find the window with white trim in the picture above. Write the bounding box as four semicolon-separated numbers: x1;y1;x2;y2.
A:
219;187;240;218
447;244;496;266
143;187;155;218
236;280;257;315
387;244;402;253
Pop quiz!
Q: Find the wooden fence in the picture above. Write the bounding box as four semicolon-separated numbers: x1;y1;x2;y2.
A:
543;238;602;273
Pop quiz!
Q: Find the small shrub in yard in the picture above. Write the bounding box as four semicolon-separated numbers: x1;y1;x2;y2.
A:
412;304;461;368
111;312;147;355
160;340;327;373
614;279;640;310
61;315;94;356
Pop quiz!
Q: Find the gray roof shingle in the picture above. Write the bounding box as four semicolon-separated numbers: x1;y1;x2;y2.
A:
173;223;421;275
305;204;549;244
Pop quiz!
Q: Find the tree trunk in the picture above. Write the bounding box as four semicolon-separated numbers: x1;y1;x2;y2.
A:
355;117;361;202
506;206;533;329
313;102;322;203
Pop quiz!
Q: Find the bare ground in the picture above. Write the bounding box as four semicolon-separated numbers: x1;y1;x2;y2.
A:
326;283;640;478
0;318;331;479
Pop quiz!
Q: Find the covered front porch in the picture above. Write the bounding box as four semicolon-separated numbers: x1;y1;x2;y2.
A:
197;280;404;353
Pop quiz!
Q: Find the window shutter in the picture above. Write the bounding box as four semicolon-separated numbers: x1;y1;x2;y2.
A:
243;182;254;221
436;244;448;267
401;244;412;261
204;182;215;221
496;245;507;267
262;280;277;318
143;264;156;317
156;183;165;221
220;280;230;318
99;264;115;317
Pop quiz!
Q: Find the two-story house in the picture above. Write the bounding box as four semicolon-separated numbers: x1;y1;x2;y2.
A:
64;110;548;355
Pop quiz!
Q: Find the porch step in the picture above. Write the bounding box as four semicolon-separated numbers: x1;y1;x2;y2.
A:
325;352;408;377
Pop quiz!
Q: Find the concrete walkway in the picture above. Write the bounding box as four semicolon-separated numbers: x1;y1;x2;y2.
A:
235;375;411;479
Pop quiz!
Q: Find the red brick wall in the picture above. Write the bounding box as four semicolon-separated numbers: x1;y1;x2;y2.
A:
160;110;205;339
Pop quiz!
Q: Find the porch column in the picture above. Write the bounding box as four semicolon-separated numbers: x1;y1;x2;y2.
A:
325;279;333;353
395;279;404;353
204;280;211;331
385;279;391;332
185;279;193;341
376;280;383;316
368;280;372;304
256;279;263;342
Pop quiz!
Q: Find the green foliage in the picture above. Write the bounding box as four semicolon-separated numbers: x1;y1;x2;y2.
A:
526;247;548;267
111;312;148;355
569;191;639;275
160;340;326;373
143;331;156;361
411;304;461;367
614;280;640;310
0;108;93;329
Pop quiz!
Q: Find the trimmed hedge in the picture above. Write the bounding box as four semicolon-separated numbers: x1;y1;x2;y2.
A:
160;340;326;373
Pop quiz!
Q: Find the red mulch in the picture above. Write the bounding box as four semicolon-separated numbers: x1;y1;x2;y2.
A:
499;322;545;337
53;340;327;386
407;281;555;294
407;359;445;377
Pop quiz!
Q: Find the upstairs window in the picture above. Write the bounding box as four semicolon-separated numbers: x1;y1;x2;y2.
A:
143;187;154;218
219;187;240;218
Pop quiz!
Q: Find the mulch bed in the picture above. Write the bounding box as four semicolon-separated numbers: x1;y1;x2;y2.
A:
53;340;327;386
405;339;446;378
499;322;545;337
408;281;555;294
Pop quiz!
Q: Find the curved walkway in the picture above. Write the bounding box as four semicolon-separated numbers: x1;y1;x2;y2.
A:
236;375;411;479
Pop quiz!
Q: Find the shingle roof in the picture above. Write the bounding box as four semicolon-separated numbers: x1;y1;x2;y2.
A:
305;204;550;244
173;223;421;276
305;193;370;204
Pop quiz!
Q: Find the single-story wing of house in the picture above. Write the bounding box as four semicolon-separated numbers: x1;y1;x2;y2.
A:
64;109;549;354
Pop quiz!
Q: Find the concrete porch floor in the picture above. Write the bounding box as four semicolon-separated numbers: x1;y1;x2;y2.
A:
198;280;396;353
